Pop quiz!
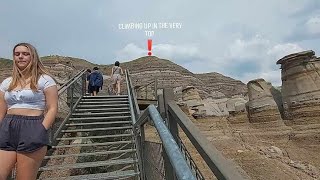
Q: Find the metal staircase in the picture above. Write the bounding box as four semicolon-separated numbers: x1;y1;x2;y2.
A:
38;95;140;179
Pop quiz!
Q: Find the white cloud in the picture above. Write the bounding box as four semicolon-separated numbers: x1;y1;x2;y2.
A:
306;16;320;35
267;43;305;59
227;34;271;62
287;15;320;40
115;43;145;61
216;35;305;85
1;0;319;88
241;70;282;86
153;44;200;61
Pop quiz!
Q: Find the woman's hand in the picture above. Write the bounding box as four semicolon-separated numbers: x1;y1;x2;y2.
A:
42;122;50;130
43;85;58;130
0;91;7;122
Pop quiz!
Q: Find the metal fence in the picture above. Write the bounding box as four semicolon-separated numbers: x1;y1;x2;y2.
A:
164;88;247;180
126;70;196;180
125;66;248;179
50;69;86;146
143;141;165;180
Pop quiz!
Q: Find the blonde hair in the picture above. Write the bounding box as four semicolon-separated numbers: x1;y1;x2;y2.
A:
9;43;49;91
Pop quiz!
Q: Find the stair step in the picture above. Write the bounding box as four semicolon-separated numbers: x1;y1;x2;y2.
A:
77;104;129;109
62;126;132;133
69;116;131;121
39;158;137;171
52;140;133;149
75;107;130;112
66;121;131;126
44;149;136;159
72;111;130;116
83;95;128;98
57;133;132;141
79;101;129;105
39;170;139;180
81;97;128;102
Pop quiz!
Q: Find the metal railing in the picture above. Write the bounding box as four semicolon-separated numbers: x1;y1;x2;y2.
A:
126;70;196;180
50;69;87;145
125;70;144;179
162;88;247;180
126;68;247;179
135;78;158;100
136;105;196;180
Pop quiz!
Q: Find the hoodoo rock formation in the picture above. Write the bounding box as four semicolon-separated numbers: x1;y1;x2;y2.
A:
277;50;320;124
246;79;282;123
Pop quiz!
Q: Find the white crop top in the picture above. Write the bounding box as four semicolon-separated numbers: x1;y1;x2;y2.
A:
0;75;57;110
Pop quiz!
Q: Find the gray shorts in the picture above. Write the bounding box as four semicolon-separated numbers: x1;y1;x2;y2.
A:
0;114;49;152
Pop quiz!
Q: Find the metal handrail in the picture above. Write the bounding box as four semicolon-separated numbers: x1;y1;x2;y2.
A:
135;105;196;180
125;70;246;179
125;69;144;179
168;101;246;180
134;78;157;100
125;70;140;123
58;69;86;95
52;69;87;143
135;80;155;91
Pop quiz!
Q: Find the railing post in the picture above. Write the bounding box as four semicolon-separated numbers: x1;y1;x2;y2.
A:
82;73;86;96
154;78;157;101
70;84;74;111
157;92;165;119
162;88;178;180
163;88;178;139
139;124;146;179
146;85;148;100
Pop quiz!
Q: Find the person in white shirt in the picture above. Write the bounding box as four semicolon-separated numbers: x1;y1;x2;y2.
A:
0;43;58;180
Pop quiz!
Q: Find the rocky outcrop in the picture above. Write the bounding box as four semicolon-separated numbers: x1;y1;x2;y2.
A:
181;86;206;118
277;50;320;124
195;72;247;97
246;79;282;123
102;56;247;99
226;96;247;114
180;86;247;118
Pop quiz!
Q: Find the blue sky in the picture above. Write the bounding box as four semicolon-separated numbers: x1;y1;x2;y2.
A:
1;0;320;86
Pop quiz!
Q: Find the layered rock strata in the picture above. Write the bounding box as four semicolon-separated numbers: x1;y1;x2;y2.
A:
277;50;320;124
103;56;247;99
246;79;282;123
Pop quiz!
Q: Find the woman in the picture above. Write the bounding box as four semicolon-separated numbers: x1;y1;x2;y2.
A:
0;43;58;180
110;61;123;95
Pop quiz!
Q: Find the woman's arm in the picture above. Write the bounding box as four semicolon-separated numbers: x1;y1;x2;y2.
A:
0;92;7;122
110;67;114;77
42;86;58;130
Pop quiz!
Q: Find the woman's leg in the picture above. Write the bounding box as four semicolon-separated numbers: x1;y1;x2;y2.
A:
112;84;117;95
0;150;17;180
16;146;47;180
117;81;121;95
